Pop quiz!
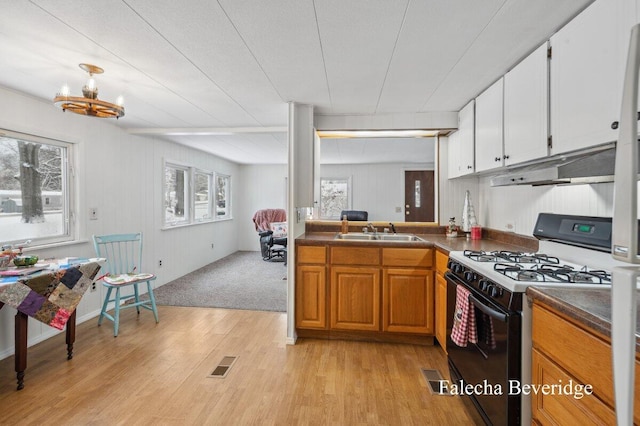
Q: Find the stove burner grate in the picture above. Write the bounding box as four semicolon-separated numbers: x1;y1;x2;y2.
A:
464;250;560;264
493;262;612;284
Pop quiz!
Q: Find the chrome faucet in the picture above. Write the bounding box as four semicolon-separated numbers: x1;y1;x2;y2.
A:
389;222;397;234
367;223;377;234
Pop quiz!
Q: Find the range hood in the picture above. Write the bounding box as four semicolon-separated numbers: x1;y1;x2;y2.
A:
490;143;624;186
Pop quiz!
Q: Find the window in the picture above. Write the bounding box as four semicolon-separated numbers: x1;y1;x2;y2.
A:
215;173;231;219
319;177;351;219
163;160;223;227
194;171;213;221
0;130;73;246
164;163;189;226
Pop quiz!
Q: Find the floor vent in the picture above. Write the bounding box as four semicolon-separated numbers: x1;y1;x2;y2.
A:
208;356;238;378
421;368;451;396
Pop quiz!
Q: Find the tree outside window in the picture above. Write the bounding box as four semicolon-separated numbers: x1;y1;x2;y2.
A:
164;164;189;225
194;171;212;221
320;177;350;219
0;132;71;246
215;173;231;219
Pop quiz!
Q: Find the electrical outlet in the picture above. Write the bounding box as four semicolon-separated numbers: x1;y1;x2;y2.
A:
89;207;98;220
91;282;96;292
158;260;163;267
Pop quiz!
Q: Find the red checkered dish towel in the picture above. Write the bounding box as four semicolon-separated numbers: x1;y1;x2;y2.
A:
450;285;477;347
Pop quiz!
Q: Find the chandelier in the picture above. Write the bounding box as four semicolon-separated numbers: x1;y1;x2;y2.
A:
53;63;125;119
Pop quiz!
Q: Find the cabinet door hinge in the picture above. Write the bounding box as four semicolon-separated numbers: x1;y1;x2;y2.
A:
547;46;552;59
547;135;553;149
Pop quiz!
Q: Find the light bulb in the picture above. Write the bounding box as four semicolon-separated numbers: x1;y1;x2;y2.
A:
86;77;96;90
116;95;124;107
60;84;70;97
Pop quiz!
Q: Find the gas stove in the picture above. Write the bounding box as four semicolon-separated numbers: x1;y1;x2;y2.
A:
444;213;631;425
448;241;618;295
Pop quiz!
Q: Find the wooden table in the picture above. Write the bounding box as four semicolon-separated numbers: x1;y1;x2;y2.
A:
0;259;103;390
0;302;77;389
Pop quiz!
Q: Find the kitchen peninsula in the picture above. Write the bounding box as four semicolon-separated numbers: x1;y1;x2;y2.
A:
295;220;537;345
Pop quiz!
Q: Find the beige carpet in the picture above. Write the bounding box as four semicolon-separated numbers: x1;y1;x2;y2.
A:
142;251;287;312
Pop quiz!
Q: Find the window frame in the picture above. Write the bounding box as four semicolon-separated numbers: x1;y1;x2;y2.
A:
0;129;75;247
162;159;228;229
214;172;232;220
194;169;214;222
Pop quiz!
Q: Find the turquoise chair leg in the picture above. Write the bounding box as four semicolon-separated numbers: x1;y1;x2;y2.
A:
98;287;112;326
147;281;159;323
113;287;121;337
133;283;140;314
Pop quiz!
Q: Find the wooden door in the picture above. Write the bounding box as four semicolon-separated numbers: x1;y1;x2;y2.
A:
404;170;434;222
295;265;327;329
330;266;380;331
382;268;434;334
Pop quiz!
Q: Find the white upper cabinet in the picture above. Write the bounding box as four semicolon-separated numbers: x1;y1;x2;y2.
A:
475;77;504;172
504;42;549;166
447;100;475;179
457;100;475;175
550;0;636;155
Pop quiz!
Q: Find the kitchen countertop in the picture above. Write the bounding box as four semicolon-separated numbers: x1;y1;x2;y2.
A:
526;286;640;351
296;231;536;254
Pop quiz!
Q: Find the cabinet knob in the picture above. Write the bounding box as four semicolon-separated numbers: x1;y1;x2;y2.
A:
503;154;510;160
467;165;472;169
495;157;501;162
406;211;410;215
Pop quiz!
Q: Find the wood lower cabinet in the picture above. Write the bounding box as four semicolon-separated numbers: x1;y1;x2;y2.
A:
295;246;327;329
296;243;435;343
531;301;640;424
330;266;380;331
434;249;449;352
296;265;326;329
382;268;433;333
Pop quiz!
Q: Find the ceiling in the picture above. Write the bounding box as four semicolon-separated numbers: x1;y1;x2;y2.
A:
0;0;593;165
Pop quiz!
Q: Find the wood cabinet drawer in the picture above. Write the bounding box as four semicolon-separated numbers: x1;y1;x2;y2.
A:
382;248;432;268
532;304;640;423
532;348;615;425
330;247;379;265
435;249;448;274
297;245;326;264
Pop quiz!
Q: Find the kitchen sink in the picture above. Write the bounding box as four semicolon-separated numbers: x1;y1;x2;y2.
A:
334;233;377;240
376;234;425;241
334;233;425;242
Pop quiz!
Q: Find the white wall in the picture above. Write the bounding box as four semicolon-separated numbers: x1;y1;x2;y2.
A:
319;162;434;222
0;86;241;359
237;164;288;251
478;179;615;236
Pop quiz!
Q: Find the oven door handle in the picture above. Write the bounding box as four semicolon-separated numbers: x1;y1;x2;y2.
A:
468;295;508;323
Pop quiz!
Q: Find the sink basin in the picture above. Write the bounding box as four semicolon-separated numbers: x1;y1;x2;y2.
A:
334;233;424;242
334;233;377;240
376;234;425;242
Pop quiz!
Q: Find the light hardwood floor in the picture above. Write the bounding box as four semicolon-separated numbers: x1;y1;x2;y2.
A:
0;306;483;425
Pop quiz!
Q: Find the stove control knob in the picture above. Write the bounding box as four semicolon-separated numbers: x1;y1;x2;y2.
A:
489;286;503;298
479;279;490;291
450;262;463;273
464;271;476;282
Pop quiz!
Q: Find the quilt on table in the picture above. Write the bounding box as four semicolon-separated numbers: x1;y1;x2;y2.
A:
0;262;102;330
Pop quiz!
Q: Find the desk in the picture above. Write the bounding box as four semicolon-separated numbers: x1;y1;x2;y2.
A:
0;259;103;389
